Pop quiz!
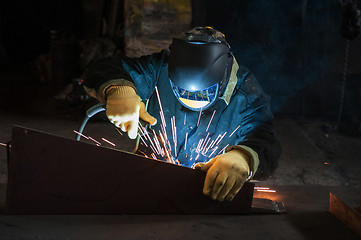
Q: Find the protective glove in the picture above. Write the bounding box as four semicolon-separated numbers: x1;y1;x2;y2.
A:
194;149;250;202
106;86;157;139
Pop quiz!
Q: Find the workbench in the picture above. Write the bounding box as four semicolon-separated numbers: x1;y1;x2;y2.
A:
1;185;360;240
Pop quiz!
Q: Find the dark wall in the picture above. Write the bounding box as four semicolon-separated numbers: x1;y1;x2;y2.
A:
194;0;361;119
0;0;82;65
1;0;360;119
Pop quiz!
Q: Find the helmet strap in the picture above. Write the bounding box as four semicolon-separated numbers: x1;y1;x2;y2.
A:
218;52;234;97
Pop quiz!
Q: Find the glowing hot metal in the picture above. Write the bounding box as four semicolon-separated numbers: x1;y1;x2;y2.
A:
256;189;276;193
254;187;277;193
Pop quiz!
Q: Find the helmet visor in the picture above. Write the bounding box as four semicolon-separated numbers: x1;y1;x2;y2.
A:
170;79;219;111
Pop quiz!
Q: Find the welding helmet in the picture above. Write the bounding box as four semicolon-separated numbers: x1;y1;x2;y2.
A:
168;26;233;111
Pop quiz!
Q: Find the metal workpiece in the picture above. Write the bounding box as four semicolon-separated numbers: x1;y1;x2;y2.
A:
329;191;361;237
6;125;254;214
252;198;286;214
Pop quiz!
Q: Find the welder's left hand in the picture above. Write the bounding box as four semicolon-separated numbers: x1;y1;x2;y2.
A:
194;150;250;202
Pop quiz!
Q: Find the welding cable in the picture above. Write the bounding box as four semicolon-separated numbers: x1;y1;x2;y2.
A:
76;103;106;141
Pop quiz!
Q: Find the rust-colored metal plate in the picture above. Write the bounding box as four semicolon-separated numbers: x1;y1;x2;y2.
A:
5;126;254;214
330;192;361;237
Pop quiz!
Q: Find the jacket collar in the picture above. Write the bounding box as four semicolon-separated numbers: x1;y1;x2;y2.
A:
220;57;239;105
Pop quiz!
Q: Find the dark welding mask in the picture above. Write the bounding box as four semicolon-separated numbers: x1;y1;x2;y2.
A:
168;37;233;111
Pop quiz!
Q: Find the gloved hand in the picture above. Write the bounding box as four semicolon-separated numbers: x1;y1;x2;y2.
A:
195;149;250;202
106;86;157;139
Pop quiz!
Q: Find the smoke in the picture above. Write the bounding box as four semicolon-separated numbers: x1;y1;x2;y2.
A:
205;0;360;117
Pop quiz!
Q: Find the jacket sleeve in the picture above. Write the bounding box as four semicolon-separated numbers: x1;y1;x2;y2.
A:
235;69;282;181
82;50;168;101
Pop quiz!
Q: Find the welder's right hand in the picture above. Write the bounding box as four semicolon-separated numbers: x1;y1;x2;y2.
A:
106;86;157;139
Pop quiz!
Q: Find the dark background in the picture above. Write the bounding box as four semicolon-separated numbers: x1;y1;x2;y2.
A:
193;0;361;120
1;0;360;122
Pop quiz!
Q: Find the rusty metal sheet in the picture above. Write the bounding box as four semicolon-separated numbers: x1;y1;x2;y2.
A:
5;125;254;214
329;192;361;237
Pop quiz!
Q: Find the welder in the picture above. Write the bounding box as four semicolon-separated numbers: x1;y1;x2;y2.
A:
83;26;281;202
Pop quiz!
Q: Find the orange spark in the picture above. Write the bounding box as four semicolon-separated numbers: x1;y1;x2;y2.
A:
229;125;241;137
73;130;89;139
101;138;116;147
206;110;216;132
115;127;123;135
88;136;101;145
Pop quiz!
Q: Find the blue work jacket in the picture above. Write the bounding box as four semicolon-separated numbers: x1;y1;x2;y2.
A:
84;50;281;180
